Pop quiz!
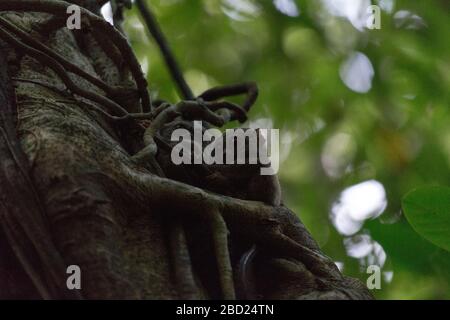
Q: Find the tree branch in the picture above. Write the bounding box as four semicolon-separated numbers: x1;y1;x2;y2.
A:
135;0;194;100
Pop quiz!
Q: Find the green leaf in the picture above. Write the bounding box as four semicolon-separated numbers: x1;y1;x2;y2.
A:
402;186;450;252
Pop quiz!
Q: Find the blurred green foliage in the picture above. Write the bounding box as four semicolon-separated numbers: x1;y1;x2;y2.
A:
402;186;450;252
120;0;450;299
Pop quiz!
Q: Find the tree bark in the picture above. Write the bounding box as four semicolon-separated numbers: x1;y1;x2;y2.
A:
0;1;372;300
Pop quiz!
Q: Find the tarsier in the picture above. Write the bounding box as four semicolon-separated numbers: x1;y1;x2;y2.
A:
132;82;282;299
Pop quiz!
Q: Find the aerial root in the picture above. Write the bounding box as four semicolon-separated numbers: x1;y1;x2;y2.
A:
208;208;236;300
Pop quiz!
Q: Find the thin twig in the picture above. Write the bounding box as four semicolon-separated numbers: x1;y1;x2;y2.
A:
135;0;194;100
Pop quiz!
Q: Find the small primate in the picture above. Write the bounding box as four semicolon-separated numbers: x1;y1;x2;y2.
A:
154;120;281;206
153;117;282;300
204;128;281;207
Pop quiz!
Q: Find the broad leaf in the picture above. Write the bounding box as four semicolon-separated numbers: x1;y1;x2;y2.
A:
402;186;450;252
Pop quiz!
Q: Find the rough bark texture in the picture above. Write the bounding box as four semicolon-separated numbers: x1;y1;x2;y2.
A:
0;0;373;300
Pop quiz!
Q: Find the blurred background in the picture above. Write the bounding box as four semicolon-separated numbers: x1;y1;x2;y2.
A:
105;0;449;299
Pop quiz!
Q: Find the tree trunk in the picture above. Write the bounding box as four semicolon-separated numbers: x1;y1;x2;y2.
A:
0;0;372;300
